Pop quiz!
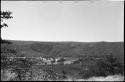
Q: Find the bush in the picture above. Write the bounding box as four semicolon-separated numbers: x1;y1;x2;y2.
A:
77;54;124;79
96;54;124;76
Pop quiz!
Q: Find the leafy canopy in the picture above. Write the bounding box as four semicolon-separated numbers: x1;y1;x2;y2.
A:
1;10;13;28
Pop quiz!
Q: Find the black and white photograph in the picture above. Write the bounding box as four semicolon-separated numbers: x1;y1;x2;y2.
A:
1;0;124;81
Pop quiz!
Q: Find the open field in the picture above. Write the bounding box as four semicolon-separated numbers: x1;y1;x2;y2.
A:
1;40;124;81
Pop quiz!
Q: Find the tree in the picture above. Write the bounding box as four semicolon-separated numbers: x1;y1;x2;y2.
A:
1;10;13;42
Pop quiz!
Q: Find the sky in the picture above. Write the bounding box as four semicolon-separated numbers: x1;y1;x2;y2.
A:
1;1;124;42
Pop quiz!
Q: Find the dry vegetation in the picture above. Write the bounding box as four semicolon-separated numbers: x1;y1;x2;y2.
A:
1;40;124;81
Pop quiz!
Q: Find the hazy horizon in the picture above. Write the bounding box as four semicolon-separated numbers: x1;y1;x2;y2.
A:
1;1;124;42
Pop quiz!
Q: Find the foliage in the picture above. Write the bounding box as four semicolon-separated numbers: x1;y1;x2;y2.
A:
1;41;124;81
1;10;13;43
1;10;13;28
78;54;124;79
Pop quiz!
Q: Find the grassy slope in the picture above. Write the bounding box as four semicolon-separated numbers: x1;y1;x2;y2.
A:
1;40;124;62
1;40;124;80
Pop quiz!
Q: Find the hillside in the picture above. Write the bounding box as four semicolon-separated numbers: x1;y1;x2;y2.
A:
1;40;124;59
1;40;124;81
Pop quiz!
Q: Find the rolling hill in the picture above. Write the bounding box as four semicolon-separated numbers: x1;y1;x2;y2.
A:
1;40;124;59
1;40;124;81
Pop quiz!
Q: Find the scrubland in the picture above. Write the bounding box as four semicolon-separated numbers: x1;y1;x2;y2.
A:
1;40;124;81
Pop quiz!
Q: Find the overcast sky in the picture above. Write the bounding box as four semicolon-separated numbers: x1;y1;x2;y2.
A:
1;1;124;42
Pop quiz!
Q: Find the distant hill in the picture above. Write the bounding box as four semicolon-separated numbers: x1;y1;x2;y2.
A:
1;40;124;61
